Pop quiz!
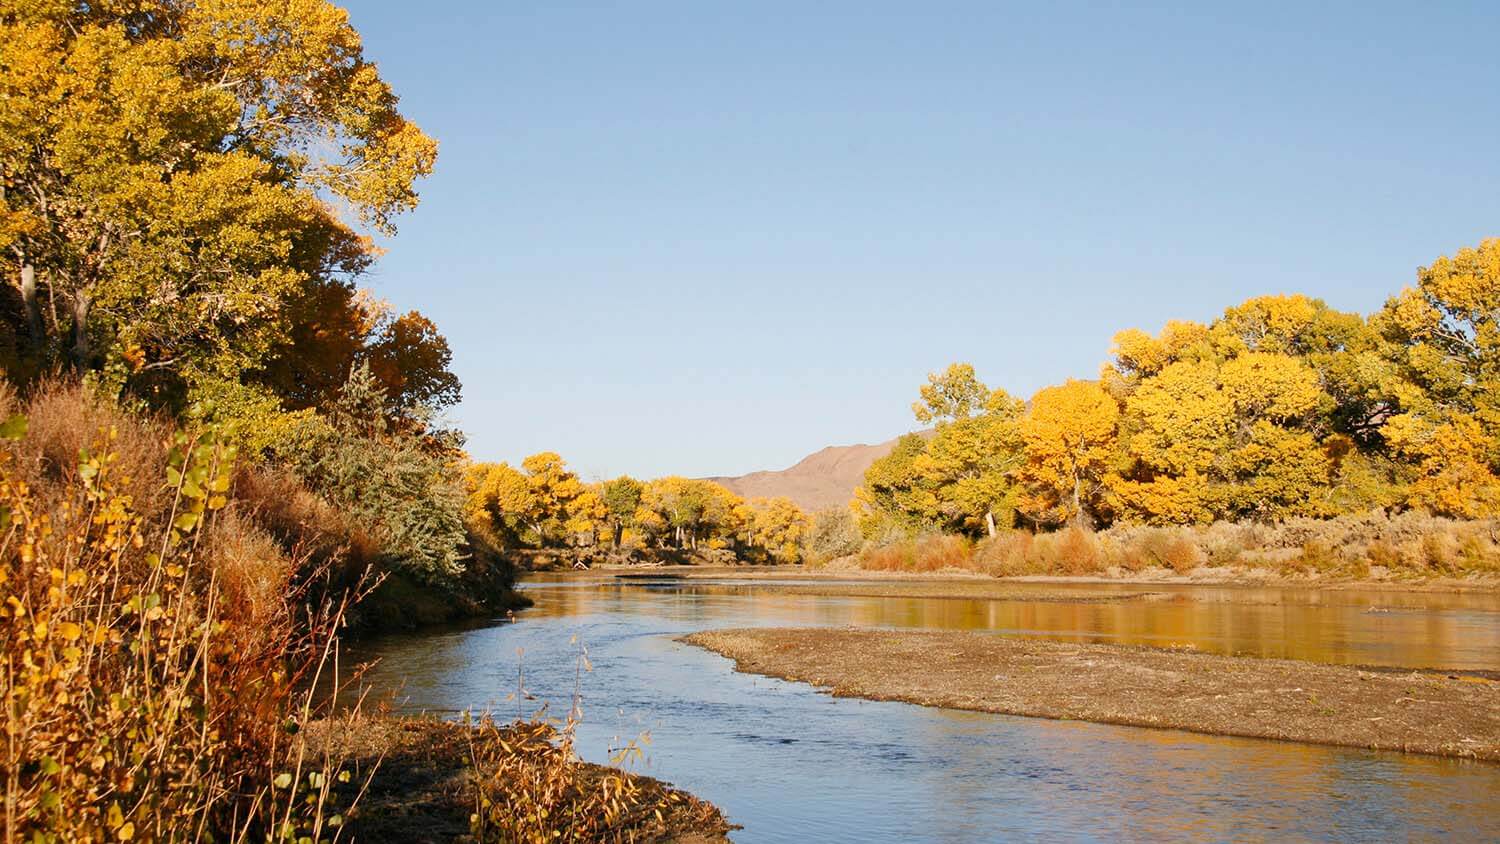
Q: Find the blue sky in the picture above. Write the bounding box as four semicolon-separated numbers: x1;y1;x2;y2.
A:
343;1;1500;480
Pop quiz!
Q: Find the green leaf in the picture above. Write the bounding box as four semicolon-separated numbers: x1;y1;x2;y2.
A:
0;414;27;440
273;772;292;789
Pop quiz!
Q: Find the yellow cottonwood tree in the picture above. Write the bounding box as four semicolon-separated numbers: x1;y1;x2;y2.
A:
913;388;1025;536
1018;379;1119;527
1;0;436;415
747;497;809;563
1383;412;1500;518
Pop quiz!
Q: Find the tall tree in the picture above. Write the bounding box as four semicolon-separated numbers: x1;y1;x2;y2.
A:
1018;380;1119;527
912;362;990;424
1;0;436;414
600;476;645;548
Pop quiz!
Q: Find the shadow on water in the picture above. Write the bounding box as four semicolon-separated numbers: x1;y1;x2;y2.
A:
343;576;1500;842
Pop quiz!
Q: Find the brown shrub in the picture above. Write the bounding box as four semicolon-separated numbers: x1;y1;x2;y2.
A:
1053;525;1105;574
0;382;394;841
911;533;971;572
857;542;913;572
15;380;173;521
972;532;1037;576
1296;540;1340;574
1128;529;1202;573
1421;533;1454;573
1;402;361;840
1365;540;1404;570
854;534;971;573
849;507;1500;581
234;465;380;588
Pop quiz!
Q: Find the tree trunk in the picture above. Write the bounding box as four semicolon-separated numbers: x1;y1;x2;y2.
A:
18;257;44;354
69;291;90;368
985;510;997;538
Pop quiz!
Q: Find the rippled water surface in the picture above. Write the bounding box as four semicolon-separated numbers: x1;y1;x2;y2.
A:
348;575;1500;842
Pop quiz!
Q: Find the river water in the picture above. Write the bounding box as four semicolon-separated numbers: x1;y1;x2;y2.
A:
347;575;1500;842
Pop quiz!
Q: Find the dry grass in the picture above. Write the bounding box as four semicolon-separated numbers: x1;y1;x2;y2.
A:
466;717;728;843
1;382;721;843
0;383;370;841
856;534;972;573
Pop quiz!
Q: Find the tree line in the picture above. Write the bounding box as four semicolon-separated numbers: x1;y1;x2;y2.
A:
465;455;809;564
857;239;1500;540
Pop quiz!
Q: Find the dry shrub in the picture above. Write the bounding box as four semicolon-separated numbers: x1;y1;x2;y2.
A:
854;534;971;573
857;542;913;572
1052;524;1105;574
467;717;726;844
852;506;1500;581
1295;540;1340;574
1125;529;1202;574
911;533;971;572
1365;539;1404;570
7;380;173;522
973;532;1038;576
1108;538;1152;573
0;385;365;841
1421;533;1455;573
234;465;381;590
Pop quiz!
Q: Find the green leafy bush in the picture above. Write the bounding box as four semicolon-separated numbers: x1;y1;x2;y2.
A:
282;365;468;581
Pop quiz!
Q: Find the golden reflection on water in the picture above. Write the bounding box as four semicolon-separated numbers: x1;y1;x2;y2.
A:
522;576;1500;670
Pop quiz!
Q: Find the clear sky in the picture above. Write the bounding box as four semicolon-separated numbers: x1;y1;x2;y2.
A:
342;1;1500;481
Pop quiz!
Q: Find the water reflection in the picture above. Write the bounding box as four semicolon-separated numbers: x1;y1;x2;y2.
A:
345;577;1500;842
522;576;1500;671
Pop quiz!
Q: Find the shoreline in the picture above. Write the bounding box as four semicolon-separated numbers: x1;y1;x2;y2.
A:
581;563;1500;594
681;627;1500;762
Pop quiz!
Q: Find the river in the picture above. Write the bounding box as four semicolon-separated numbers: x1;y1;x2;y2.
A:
346;575;1500;842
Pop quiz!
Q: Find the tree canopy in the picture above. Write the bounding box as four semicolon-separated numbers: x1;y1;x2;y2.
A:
856;240;1500;538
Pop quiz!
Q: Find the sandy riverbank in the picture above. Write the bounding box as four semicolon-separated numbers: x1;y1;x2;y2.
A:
682;627;1500;761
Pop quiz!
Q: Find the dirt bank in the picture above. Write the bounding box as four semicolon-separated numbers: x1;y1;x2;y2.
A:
307;716;732;843
682;628;1500;762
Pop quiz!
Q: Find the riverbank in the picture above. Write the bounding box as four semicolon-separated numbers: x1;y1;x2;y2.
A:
591;563;1500;595
683;627;1500;761
308;716;733;842
349;567;532;634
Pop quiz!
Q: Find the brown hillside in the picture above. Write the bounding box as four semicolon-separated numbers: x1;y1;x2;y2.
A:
708;436;911;511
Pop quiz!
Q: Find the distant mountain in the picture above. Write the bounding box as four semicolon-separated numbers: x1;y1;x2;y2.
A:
708;436;910;512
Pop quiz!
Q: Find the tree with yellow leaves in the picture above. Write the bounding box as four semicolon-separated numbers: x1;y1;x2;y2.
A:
1383;412;1500;518
600;476;645;548
746;497;809;563
1;0;436;421
912;363;990;424
639;477;742;550
464;453;598;547
1018;379;1119;527
857;364;1025;539
1372;238;1500;516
